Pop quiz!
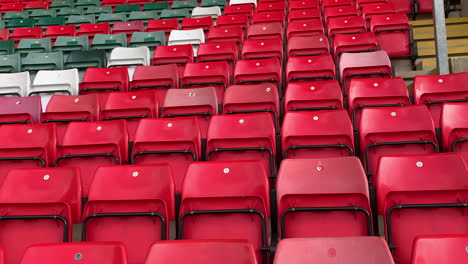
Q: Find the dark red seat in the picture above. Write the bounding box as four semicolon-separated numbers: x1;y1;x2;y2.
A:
287;35;330;57
0;96;42;125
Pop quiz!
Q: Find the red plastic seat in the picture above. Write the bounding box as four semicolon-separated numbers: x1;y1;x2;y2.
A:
413;72;468;129
339;50;393;95
42;94;100;144
288;8;321;22
277;157;371;238
83;164;174;264
0;3;23;12
216;15;250;31
411;235;468;264
56;120;128;196
0;96;42;125
257;1;286;12
181;16;213;32
10;27;42;46
348;77;410;131
179;160;270;264
242;38;283;63
131;117;201;193
0;167;81;264
112;21;144;41
100;91;159;142
23;1;48;10
77;23;111;42
287;35;330;57
234;58;282;91
0;123;56;182
322;0;353;11
327;16;366;39
387;0;412;13
274;237;394;264
286;55;336;83
356;0;389;11
101;0;125;6
370;13;414;62
288;0;319;10
129;65;179;106
247;22;284;40
414;0;433;16
147;19;179;40
152;44;194;78
162;87;218;138
79;67;129;104
333;32;379;63
44;25;76;42
324;5;359;22
361;3;397;24
284;80;343;111
223;84;280;131
282;110;354;158
359;105;438;181
376;153;468;264
440;103;468;161
207;26;245;50
252;11;285;27
0;29;9;41
181;61;230;103
197;41;239;76
146;240;257;264
286;19;324;39
223;4;254;17
20;242;128;264
206;113;276;176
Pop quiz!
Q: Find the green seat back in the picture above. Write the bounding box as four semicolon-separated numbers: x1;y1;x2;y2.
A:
201;0;227;7
0;53;21;72
0;40;15;55
97;13;126;23
53;36;89;52
3;12;28;21
57;7;83;17
17;37;52;54
75;0;100;8
84;6;112;17
128;11;158;22
29;9;57;19
160;9;190;20
6;18;35;29
129;31;166;48
49;0;74;10
143;2;169;11
172;0;197;9
37;17;65;26
114;4;140;13
66;15;95;25
22;51;64;71
91;33;127;50
0;21;4;30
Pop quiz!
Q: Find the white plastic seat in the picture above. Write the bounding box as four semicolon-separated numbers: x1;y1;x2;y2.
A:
168;29;205;55
108;46;151;67
28;68;79;109
229;0;257;7
191;7;222;19
0;72;30;97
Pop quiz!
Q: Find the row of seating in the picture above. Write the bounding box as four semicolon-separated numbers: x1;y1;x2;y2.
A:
0;153;467;264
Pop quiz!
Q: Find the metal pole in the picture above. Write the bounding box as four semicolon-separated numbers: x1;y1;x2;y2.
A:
432;0;450;74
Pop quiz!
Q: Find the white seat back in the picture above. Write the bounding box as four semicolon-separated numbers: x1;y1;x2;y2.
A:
0;72;30;97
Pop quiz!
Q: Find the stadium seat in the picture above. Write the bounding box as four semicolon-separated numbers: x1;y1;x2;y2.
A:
234;58;282;92
0;167;81;264
75;0;100;8
339;50;393;95
129;31;166;49
50;0;73;10
0;30;9;42
197;41;239;75
114;4;140;14
414;0;434;18
359;105;438;182
0;96;41;125
193;7;223;20
101;0;125;7
201;0;227;8
17;37;51;55
56;120;128;196
252;11;286;27
327;16;366;39
85;6;112;17
0;53;21;73
129;64;179;105
287;35;330;57
206;113;276;176
181;61;230;103
101;91;159;142
0;71;29;98
284;80;343;111
411;235;468;264
172;0;197;9
77;23;111;42
79;67;129;103
247;22;284;40
216;14;250;31
90;33;127;51
57;7;84;19
147;18;179;40
274;237;394;264
44;25;76;42
143;2;169;12
288;0;318;11
7;18;35;29
53;36;89;53
128;11;159;23
286;55;336;83
223;84;280;131
440;103;468;161
29;9;56;20
42;94;100;144
206;26;244;50
277;157;371;238
376;153;468;264
82;164;174;264
64;50;107;69
168;29;205;53
179;160;270;264
322;0;353;10
20;242;128;264
23;1;48;11
181;16;213;33
282;110;354;158
0;40;14;55
228;0;256;13
3;11;26;22
160;9;190;21
10;27;42;47
112;21;145;41
332;32;379;64
66;15;96;26
286;19;324;39
146;240;257;264
36;17;66;27
0;3;23;13
361;3;397;24
108;46;151;67
288;9;322;22
0;123;57;181
257;1;285;12
28;69;79;108
413;72;468;129
131;117;201;194
152;44;194;78
242;38;283;63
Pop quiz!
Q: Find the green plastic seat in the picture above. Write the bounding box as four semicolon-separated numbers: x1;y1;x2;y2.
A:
22;51;64;71
57;7;83;18
97;13;126;23
201;0;226;7
29;9;56;19
0;53;21;72
0;21;4;29
49;0;74;10
114;4;140;13
160;9;190;20
6;18;35;29
17;37;51;54
172;0;197;9
84;6;112;17
90;33;127;50
36;16;65;26
66;15;95;25
3;12;27;21
129;31;166;49
143;2;169;11
0;40;15;55
53;36;89;52
75;0;100;8
128;11;158;22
